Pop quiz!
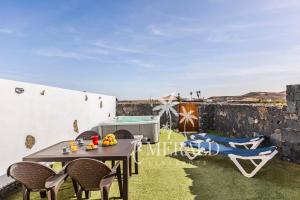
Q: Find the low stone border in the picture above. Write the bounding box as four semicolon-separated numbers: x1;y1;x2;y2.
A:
0;175;20;199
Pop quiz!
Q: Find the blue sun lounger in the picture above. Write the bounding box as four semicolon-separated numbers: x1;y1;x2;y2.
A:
181;140;278;178
190;133;264;149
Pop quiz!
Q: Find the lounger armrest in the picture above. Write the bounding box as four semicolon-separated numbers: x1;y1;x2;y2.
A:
45;170;68;189
229;138;264;146
228;149;278;160
190;135;196;140
229;137;264;149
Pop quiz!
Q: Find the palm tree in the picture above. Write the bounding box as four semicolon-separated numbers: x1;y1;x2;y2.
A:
179;107;197;137
196;91;200;99
153;93;178;139
177;93;181;102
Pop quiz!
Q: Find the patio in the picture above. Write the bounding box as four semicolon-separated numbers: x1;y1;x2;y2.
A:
2;1;300;199
6;131;300;200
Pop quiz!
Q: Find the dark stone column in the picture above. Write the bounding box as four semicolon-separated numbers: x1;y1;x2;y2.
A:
282;85;300;163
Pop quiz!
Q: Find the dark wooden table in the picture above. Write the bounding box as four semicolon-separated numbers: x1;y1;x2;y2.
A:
23;139;135;200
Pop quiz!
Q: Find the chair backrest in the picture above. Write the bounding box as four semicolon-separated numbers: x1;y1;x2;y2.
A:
7;162;56;190
113;129;134;139
66;158;111;190
75;130;100;140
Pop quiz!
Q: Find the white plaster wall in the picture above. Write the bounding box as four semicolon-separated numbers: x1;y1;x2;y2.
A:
0;78;116;174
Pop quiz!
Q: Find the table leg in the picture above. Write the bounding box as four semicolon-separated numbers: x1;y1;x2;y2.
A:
40;191;46;198
123;157;129;200
129;156;132;176
135;150;139;174
112;160;115;168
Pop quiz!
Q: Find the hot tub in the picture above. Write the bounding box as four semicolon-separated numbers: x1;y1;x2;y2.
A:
98;116;160;143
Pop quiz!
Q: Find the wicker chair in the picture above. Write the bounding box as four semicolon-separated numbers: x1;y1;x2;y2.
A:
7;162;67;200
75;130;100;141
113;129;135;139
65;158;123;200
72;130;101;199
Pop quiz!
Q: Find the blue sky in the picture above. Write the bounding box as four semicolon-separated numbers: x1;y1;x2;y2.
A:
0;0;300;99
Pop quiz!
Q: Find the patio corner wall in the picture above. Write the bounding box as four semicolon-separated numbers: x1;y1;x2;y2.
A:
116;85;300;163
0;78;116;175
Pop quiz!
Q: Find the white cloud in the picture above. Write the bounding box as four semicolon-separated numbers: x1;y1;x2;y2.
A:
129;59;155;68
146;11;295;43
0;28;14;34
158;13;202;22
145;20;277;43
221;65;300;76
113;25;134;34
91;40;167;57
263;0;300;10
32;48;96;60
147;23;206;37
92;41;144;54
182;64;300;81
207;20;290;43
207;31;243;43
146;26;168;37
81;48;110;55
32;48;162;67
149;26;164;36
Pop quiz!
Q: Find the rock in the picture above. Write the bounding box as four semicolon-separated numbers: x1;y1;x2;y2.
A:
287;102;296;113
25;135;35;149
73;120;79;133
270;129;282;147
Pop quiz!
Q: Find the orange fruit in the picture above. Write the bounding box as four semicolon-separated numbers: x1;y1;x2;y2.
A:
108;138;113;142
106;134;115;139
103;141;109;146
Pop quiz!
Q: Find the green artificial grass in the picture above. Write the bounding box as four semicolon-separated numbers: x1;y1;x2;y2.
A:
6;130;300;200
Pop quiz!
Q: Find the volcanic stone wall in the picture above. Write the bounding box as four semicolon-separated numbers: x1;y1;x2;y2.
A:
200;103;285;142
200;85;300;163
200;103;287;150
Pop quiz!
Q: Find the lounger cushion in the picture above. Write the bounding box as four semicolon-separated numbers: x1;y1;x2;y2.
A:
183;140;277;157
191;133;264;143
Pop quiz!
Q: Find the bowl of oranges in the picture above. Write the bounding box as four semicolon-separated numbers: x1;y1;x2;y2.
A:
102;134;118;147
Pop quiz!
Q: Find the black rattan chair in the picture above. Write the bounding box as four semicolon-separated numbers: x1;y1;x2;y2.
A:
7;162;67;200
113;129;134;139
65;158;122;200
75;130;100;141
